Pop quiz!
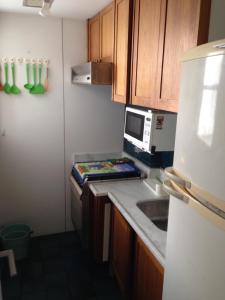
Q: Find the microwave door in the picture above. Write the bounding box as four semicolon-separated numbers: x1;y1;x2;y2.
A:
125;111;145;142
124;111;145;148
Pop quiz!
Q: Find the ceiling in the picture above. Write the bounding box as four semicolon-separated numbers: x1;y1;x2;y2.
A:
0;0;112;20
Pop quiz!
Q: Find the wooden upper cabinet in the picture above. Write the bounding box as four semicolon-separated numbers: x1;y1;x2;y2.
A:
88;14;100;62
131;0;211;112
131;0;167;108
88;3;114;62
100;3;114;62
159;0;211;112
113;0;133;104
88;14;100;61
133;237;164;300
111;206;134;297
88;0;211;111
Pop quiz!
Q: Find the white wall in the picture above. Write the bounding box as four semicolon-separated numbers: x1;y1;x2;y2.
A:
62;19;124;230
0;13;125;235
209;0;225;41
0;13;65;236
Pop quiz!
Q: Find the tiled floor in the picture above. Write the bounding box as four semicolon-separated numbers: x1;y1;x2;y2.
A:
2;232;123;300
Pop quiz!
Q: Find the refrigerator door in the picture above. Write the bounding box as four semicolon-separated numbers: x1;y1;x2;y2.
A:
163;40;225;300
173;45;225;204
163;194;225;300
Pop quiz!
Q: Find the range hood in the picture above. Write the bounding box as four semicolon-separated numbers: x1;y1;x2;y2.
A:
71;62;112;85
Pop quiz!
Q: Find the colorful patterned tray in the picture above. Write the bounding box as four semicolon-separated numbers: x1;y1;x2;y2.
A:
72;158;141;186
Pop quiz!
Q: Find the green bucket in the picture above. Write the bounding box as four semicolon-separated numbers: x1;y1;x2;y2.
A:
0;224;32;260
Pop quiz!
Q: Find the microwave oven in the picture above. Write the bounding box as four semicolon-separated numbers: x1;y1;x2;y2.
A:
124;107;177;154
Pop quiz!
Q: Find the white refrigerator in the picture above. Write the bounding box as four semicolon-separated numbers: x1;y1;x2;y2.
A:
162;39;225;300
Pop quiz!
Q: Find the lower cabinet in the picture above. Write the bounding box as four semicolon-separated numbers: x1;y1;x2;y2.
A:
111;206;134;297
84;194;164;299
90;193;110;262
133;236;164;300
111;204;164;300
82;190;111;262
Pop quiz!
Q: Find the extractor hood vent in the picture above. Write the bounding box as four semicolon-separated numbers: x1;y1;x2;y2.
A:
71;62;112;85
23;0;43;8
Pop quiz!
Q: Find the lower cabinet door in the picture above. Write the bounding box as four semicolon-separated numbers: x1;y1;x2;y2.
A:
133;236;164;300
84;191;111;263
111;205;134;297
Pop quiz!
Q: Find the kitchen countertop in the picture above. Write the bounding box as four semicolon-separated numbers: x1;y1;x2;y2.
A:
89;178;169;267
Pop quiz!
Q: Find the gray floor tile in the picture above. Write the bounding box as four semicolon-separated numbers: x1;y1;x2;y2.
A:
2;232;122;300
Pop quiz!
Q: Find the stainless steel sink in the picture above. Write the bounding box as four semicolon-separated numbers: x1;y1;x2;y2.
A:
137;199;169;231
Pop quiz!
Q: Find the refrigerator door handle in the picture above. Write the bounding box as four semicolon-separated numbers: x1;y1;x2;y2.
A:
163;180;190;203
167;180;225;231
164;167;191;189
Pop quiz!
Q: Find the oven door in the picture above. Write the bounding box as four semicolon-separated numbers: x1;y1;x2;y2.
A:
70;176;82;237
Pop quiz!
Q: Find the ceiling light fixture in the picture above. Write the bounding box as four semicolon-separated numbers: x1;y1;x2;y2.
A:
39;0;54;17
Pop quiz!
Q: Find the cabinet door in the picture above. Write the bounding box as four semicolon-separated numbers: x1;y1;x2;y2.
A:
113;0;133;104
131;0;167;108
159;0;211;112
86;191;111;262
111;206;134;296
100;3;114;62
88;14;100;62
133;237;164;300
